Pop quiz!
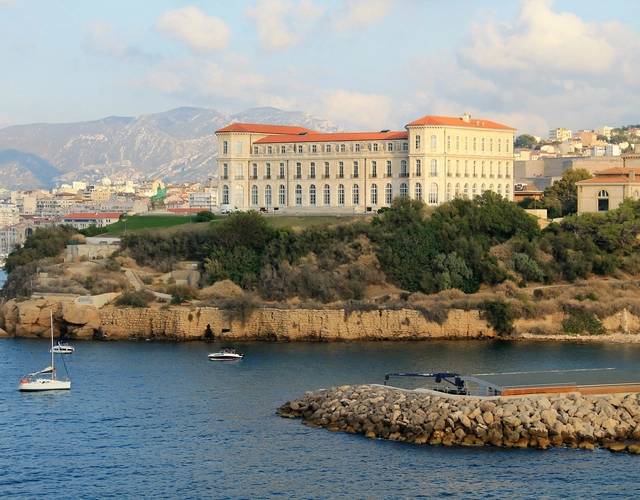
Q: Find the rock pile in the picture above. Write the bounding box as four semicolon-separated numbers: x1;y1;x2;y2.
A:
277;385;640;453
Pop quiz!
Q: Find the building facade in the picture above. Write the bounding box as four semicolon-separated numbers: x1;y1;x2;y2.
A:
215;114;516;214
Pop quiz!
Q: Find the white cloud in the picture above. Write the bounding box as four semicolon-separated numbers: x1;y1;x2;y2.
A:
156;6;230;54
83;22;129;58
458;0;617;75
245;0;325;51
0;0;15;7
330;0;392;33
307;89;412;131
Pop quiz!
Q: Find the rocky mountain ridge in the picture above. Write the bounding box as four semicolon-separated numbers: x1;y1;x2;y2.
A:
0;107;346;190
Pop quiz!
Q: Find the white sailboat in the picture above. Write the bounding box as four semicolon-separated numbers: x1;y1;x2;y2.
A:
18;309;71;392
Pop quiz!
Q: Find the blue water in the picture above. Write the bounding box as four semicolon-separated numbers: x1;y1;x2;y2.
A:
2;337;640;499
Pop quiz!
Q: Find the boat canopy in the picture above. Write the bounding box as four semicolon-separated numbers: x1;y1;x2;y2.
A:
29;366;54;376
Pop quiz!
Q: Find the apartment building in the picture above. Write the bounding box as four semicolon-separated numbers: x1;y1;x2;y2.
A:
215;114;516;214
549;127;572;141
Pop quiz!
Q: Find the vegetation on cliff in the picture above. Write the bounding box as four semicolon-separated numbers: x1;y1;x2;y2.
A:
7;190;640;336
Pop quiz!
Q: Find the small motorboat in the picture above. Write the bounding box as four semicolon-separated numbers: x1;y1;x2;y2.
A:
50;341;74;354
208;347;244;361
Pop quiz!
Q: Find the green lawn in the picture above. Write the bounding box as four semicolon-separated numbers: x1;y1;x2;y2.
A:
103;215;217;234
95;213;365;235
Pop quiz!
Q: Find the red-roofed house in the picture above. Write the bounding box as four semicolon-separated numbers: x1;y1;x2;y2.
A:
215;113;516;214
576;164;640;213
62;212;122;229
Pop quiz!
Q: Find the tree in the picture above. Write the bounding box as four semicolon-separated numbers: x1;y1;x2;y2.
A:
514;134;538;149
541;168;592;217
196;211;215;222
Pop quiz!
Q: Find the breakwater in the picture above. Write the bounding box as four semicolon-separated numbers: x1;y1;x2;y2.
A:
278;385;640;453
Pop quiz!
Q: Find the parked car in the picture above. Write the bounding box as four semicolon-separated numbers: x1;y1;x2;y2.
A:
219;204;239;214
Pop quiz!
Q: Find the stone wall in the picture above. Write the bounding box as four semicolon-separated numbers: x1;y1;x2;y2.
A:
278;385;640;453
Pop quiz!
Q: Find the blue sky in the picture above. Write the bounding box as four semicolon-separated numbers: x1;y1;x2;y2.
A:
1;0;639;136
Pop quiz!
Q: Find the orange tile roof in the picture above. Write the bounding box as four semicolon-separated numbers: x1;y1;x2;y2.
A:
591;167;640;176
216;123;317;135
406;115;516;130
64;212;123;219
254;131;408;144
576;177;639;184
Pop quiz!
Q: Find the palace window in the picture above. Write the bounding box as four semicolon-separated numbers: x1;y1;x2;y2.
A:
430;159;437;176
312;145;317;153
430;134;437;149
310;162;316;179
490;138;493;152
297;145;303;153
223;163;229;179
372;161;377;177
416;159;421;176
324;162;330;178
281;145;286;154
385;183;393;204
327;144;332;153
355;144;361;152
252;163;258;178
222;185;229;204
401;160;407;176
266;163;271;179
253;146;258;154
481;138;485;152
222;141;228;154
324;184;331;205
338;184;345;205
251;185;258;205
388;143;393;152
386;160;392;177
446;183;451;201
415;183;422;201
279;163;285;178
267;146;273;154
473;137;477;151
296;185;302;205
429;183;438;204
402;142;408;151
296;162;302;178
353;161;359;178
447;136;451;150
505;184;510;198
456;136;460;150
400;183;408;197
498;139;502;152
339;162;344;178
371;184;378;204
352;184;359;205
309;185;316;205
472;184;477;197
373;143;379;152
279;185;286;205
415;135;421;149
265;185;272;205
340;144;346;153
236;141;242;154
464;183;469;199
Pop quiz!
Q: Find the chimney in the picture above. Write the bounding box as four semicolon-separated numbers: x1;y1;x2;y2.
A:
631;170;636;180
462;113;471;123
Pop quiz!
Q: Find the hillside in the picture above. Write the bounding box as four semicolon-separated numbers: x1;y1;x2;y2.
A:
0;107;346;189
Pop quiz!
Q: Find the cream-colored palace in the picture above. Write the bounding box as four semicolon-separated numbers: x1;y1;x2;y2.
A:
215;113;516;214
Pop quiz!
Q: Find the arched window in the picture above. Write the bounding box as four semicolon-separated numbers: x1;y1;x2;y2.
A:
309;185;316;205
251;185;258;205
430;134;437;149
446;183;451;201
598;190;609;212
324;184;331;205
415;183;422;200
385;184;393;204
371;184;378;205
429;183;438;204
400;183;408;197
352;184;359;205
472;184;477;198
455;183;460;196
481;184;486;195
464;183;469;199
222;185;229;204
497;184;502;196
505;162;510;177
265;185;272;206
295;184;302;205
504;184;510;198
430;159;437;176
489;184;494;192
338;184;345;205
279;185;286;205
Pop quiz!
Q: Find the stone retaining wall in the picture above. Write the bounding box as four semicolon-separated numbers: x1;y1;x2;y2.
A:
277;385;640;453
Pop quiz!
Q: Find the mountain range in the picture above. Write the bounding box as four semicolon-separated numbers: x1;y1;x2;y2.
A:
0;107;346;190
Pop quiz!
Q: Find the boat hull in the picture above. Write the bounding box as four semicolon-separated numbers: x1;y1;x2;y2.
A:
208;354;244;361
18;378;71;392
50;347;74;354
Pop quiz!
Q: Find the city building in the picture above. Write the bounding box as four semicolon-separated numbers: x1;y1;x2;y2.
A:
62;212;122;230
549;127;572;141
576;167;640;213
595;126;614;139
215;114;516;214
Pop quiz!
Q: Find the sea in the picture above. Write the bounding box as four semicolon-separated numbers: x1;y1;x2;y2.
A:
2;268;640;499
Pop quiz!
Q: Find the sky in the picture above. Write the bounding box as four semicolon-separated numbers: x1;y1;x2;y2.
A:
1;0;639;137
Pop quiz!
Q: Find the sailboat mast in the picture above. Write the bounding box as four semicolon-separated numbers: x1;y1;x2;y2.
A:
50;308;54;380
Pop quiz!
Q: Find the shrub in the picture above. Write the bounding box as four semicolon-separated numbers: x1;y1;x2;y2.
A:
218;294;261;325
481;298;514;335
168;285;197;304
561;311;606;335
105;259;121;272
115;291;154;308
